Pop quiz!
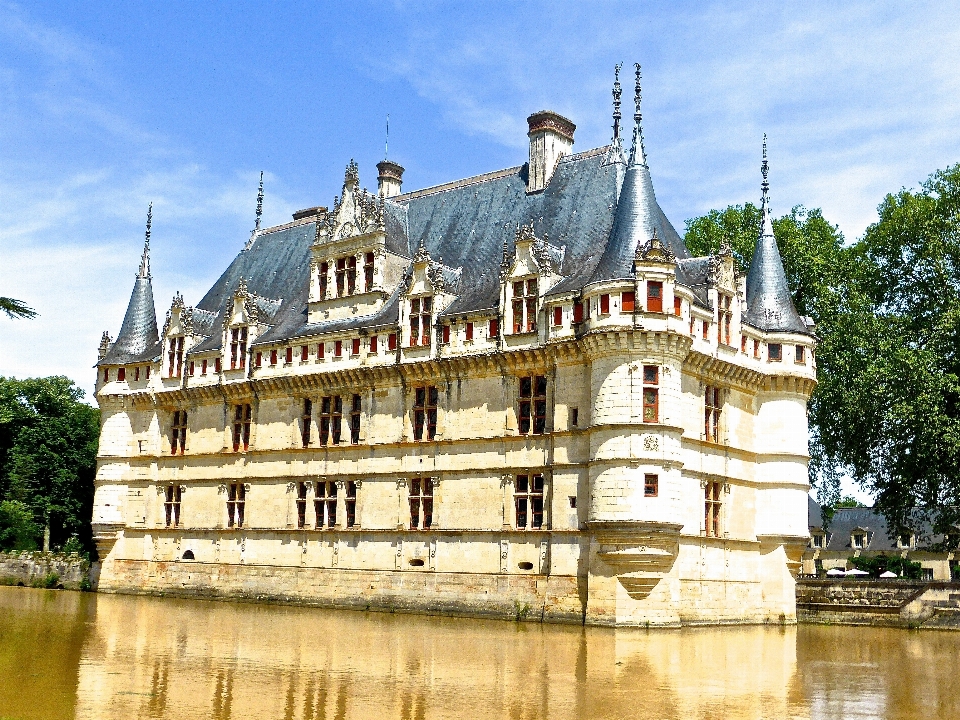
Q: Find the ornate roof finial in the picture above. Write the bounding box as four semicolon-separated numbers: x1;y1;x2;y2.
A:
761;133;770;204
255;171;264;232
628;63;647;167
138;202;152;279
612;62;623;145
385;114;390;160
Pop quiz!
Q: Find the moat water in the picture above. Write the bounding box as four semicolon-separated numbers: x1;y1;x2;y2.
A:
0;587;957;720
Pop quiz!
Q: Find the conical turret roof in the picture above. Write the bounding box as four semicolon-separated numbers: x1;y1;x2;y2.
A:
99;208;161;365
590;64;689;282
744;139;808;334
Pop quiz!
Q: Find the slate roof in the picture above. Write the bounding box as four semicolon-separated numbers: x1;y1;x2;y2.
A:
807;497;943;552
99;275;161;365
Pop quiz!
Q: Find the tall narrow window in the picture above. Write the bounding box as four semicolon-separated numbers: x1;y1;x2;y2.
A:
188;361;195;376
512;278;538;333
410;297;432;346
753;339;760;359
164;485;181;528
413;386;438;441
345;481;357;528
644;474;659;497
515;474;545;529
319;262;329;299
599;293;610;315
230;327;248;369
118;367;126;381
347;256;357;295
518;375;547;434
643;365;659;423
301;345;309;362
795;345;806;364
335;258;346;296
285;346;293;364
704;481;722;537
318;343;325;360
573;300;584;323
319;396;342;445
409;478;433;529
442;325;450;344
388;333;397;350
214;358;222;373
489;318;500;338
647;281;663;312
351;338;361;356
301;399;312;447
270;349;278;365
227;483;245;528
741;335;748;353
315;481;337;528
104;368;110;382
465;322;474;341
232;404;252;451
168;337;184;378
335;340;342;357
296;482;308;529
553;306;563;327
718;294;732;345
170;411;187;455
674;296;682;317
369;335;378;353
202;359;208;374
705;386;721;442
622;291;636;313
146;365;151;379
350;394;361;444
364;252;375;291
134;366;140;382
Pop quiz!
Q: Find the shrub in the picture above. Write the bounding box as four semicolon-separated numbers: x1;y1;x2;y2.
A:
29;572;60;589
0;500;40;552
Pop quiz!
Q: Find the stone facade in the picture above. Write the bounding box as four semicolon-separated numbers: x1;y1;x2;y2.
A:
92;69;815;626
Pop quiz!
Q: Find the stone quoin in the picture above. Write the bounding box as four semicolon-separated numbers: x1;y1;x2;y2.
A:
91;64;816;626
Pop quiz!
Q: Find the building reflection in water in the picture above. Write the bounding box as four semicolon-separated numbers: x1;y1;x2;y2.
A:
71;592;812;720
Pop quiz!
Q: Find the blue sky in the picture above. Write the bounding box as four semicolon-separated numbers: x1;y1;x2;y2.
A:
2;1;959;499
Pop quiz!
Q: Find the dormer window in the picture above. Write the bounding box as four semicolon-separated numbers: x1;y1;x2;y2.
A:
647;282;663;312
512;278;538;333
410;297;432;347
898;533;914;549
811;533;826;549
319;262;329;299
168;337;184;378
336;258;346;296
347;256;357;294
718;294;732;345
364;252;375;291
230;327;248;370
851;531;872;549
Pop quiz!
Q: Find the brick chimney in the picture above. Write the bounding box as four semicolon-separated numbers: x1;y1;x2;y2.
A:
377;160;404;198
526;110;575;193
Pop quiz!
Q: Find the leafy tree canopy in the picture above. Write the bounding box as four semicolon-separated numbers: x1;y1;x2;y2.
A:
0;297;38;320
0;377;99;555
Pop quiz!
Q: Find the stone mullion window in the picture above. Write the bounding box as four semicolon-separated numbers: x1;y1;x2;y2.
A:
344;481;358;528
409;297;432;347
319;262;329;299
413;386;438;441
230;327;248;369
512;278;538;333
227;483;246;528
170;410;187;455
335;258;346;296
514;474;545;529
232;404;252;451
347;256;357;295
296;481;308;529
642;366;659;423
704;481;722;537
168;337;184;378
319;396;342;446
518;376;547;434
717;294;733;346
704;386;722;442
301;399;312;448
164;485;182;528
409;478;433;529
315;480;337;529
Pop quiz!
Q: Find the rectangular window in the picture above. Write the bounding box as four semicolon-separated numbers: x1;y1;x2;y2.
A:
351;338;361;356
573;300;584;323
350;394;361;444
345;481;357;528
335;340;342;357
599;293;610;315
753;339;760;359
335;257;346;297
741;335;747;353
227;482;245;528
518;375;547;434
622;291;636;313
301;398;312;447
571;407;579;427
647;282;663;313
317;343;324;360
321;396;343;444
465;321;474;341
442;325;450;344
795;345;805;364
301;345;309;362
232;404;252;451
296;481;307;529
702;321;709;340
347;256;357;295
811;534;824;549
364;251;375;292
553;306;563;327
704;481;722;537
644;474;659;497
170;410;187;455
409;478;433;529
270;349;278;366
315;480;337;529
319;262;328;299
202;359;208;374
643;365;659;423
489;318;499;338
168;337;184;377
104;368;110;382
214;358;222;373
515;474;545;530
134;366;140;382
388;333;397;351
164;485;181;528
188;361;195;376
230;327;248;369
718;294;732;345
413;386;438;441
285;346;293;364
705;386;722;442
410;297;432;346
369;335;378;353
768;343;782;361
146;365;151;379
512;279;538;333
674;296;682;317
118;367;126;381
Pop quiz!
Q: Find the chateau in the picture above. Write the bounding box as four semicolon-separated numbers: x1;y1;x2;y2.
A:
91;66;816;626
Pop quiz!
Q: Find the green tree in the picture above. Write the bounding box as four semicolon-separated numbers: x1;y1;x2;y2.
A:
0;377;99;555
0;297;38;320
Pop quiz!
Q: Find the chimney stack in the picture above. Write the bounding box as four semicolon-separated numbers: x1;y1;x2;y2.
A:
377;160;404;198
526;110;576;193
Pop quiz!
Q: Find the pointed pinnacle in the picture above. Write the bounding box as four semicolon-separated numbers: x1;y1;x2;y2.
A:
612;62;623;143
761;133;770;200
255;171;264;232
139;202;152;279
628;63;647;166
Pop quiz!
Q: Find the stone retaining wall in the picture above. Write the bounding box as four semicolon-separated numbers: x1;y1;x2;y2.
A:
0;551;90;590
797;579;960;629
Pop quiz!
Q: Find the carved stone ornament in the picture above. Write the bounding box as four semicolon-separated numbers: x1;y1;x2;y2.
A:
98;331;113;359
642;435;659;451
635;229;676;266
313;160;385;245
413;238;432;265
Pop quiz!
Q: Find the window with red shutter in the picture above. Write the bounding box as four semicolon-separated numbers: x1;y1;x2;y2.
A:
465;322;474;341
553;306;563;326
256;352;262;367
301;345;308;362
201;359;207;375
319;262;328;299
117;367;126;381
335;340;342;357
104;369;109;382
285;346;293;364
214;358;221;373
442;325;450;344
600;294;610;314
647;282;663;312
352;338;361;356
270;349;277;365
188;361;195;376
573;301;584;323
489;318;499;338
674;296;682;316
318;343;325;359
621;291;635;312
369;335;377;353
388;333;397;351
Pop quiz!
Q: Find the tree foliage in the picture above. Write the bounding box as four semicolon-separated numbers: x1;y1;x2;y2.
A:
0;297;38;320
0;377;99;554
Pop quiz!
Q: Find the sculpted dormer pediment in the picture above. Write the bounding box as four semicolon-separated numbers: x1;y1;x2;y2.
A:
403;240;462;301
500;222;564;289
313;160;385;248
708;243;741;296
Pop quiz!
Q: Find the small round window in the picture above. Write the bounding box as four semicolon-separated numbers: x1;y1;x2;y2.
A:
182;550;195;560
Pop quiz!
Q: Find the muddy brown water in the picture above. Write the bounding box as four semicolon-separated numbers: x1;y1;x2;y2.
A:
0;586;957;720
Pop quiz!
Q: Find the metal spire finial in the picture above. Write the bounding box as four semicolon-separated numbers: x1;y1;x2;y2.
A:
761;133;770;200
255;171;264;232
612;62;623;144
139;202;152;279
628;63;647;166
385;114;390;160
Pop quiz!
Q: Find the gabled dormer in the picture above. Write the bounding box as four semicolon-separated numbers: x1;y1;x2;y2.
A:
160;292;219;381
220;277;280;374
632;229;679;316
308;161;410;324
400;241;461;351
500;223;564;337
